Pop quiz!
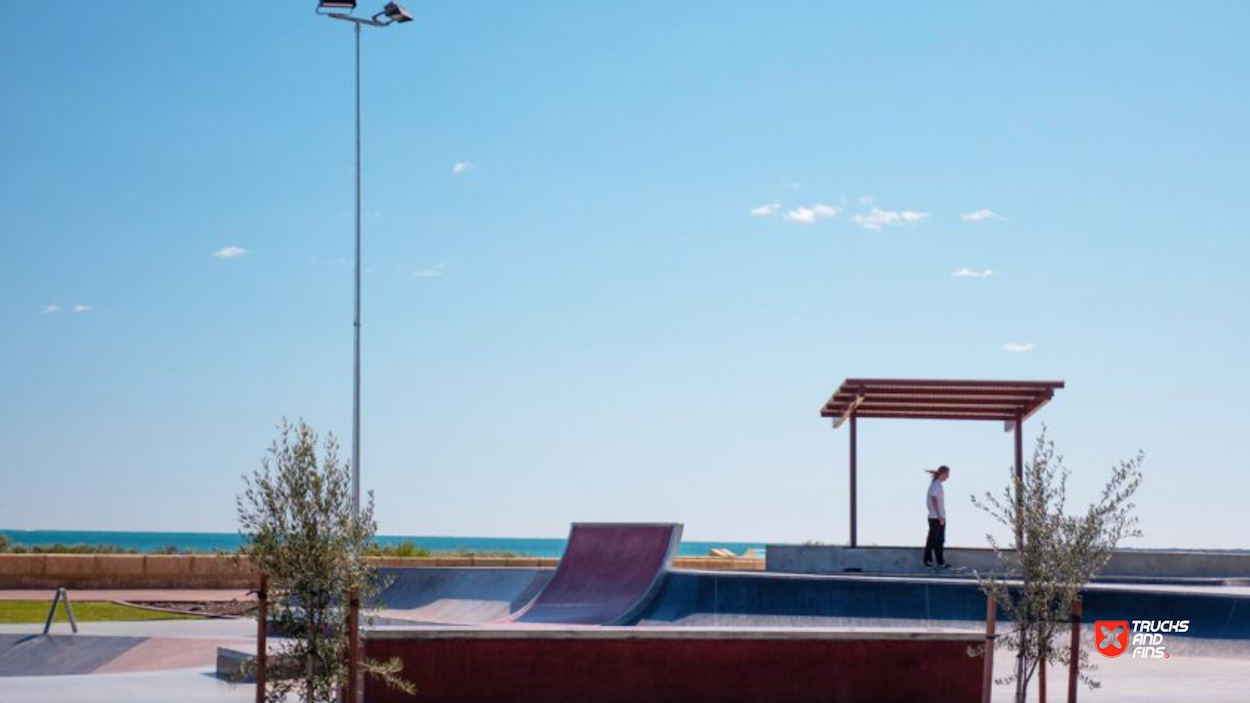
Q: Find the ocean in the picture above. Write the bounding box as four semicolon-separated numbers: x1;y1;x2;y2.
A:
0;529;766;559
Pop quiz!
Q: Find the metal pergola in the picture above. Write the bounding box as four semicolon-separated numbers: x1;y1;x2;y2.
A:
820;378;1065;547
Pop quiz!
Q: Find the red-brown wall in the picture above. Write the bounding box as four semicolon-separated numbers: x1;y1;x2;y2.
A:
363;634;982;703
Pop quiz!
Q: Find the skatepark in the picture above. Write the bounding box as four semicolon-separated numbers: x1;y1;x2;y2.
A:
3;522;1250;702
3;382;1249;701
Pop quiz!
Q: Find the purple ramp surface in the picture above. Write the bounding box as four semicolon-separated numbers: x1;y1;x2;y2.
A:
511;523;682;625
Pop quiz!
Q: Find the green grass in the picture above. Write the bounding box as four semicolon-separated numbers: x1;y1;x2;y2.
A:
0;601;204;624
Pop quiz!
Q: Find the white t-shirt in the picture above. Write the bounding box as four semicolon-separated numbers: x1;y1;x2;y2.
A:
926;479;945;519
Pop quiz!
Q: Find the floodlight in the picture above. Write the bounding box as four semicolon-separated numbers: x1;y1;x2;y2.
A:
381;2;413;23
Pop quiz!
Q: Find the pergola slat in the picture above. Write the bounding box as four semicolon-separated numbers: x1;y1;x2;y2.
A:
829;398;1039;410
829;388;1040;400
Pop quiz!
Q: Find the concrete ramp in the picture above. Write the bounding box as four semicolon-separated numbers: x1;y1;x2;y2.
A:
375;568;553;625
636;570;1250;654
510;523;682;625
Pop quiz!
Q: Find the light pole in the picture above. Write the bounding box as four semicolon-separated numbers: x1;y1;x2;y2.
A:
316;1;413;516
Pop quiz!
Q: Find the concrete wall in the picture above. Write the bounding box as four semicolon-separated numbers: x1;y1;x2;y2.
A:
363;628;983;703
766;545;1250;579
0;555;762;589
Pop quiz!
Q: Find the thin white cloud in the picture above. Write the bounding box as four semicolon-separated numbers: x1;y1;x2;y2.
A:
414;263;447;279
452;162;473;175
40;304;61;314
953;268;994;278
785;203;840;224
72;305;92;314
852;207;929;231
750;203;781;217
858;195;875;205
779;182;803;191
962;208;1005;222
1003;342;1036;353
212;246;249;258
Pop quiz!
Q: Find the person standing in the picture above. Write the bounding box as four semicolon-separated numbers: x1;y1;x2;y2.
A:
924;465;951;569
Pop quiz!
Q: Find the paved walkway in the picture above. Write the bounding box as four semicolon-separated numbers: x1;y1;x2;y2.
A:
991;653;1250;702
0;620;256;702
0;666;254;703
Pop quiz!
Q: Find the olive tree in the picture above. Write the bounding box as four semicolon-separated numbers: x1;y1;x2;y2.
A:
972;428;1143;703
237;420;413;702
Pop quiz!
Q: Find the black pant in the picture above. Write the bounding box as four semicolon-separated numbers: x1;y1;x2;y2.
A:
924;518;945;565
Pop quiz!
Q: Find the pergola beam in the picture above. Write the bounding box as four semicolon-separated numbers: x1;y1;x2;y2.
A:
842;378;1065;389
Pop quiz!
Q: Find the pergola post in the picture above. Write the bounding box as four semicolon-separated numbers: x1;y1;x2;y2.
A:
849;413;858;548
1014;410;1024;547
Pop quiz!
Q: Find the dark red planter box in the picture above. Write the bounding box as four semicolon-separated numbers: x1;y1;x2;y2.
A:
363;626;982;703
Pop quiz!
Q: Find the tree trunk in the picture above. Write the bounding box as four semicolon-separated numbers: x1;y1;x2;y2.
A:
307;616;317;703
1016;655;1027;703
1039;648;1047;703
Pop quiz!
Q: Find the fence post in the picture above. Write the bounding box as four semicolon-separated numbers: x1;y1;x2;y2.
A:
982;593;997;703
346;586;360;703
256;574;268;703
1068;597;1083;703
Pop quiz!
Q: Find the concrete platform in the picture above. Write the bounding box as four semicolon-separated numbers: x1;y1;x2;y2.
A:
767;545;1250;582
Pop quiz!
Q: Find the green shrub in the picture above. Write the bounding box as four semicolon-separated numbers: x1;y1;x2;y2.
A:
4;542;138;555
368;540;432;558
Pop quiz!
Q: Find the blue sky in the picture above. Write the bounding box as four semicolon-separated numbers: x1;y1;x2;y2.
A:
2;1;1247;548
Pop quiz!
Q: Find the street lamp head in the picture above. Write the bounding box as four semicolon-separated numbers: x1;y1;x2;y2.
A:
317;0;357;9
380;2;413;24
